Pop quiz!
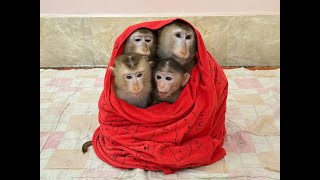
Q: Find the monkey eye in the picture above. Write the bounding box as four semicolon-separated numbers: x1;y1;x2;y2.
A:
134;38;141;42
137;73;143;78
126;75;132;79
165;77;172;81
156;75;161;79
186;35;191;40
145;37;152;42
175;33;181;38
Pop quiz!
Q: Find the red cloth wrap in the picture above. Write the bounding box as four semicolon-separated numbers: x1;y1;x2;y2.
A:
92;18;228;174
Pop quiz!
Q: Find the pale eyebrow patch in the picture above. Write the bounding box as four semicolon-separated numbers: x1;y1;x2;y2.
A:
172;29;184;34
186;33;194;36
135;70;145;74
132;35;142;38
132;32;145;36
121;69;133;75
159;71;174;75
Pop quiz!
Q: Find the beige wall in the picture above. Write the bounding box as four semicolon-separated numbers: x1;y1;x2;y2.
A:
40;0;279;16
40;16;280;68
40;1;279;68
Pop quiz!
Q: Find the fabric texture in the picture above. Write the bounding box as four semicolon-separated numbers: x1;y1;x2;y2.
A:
92;18;229;174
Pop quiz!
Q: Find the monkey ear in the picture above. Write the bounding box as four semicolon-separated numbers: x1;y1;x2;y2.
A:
109;66;115;74
182;73;191;86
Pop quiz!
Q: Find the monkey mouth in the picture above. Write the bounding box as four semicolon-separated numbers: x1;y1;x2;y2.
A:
130;90;143;96
144;52;151;56
139;51;151;56
158;91;170;98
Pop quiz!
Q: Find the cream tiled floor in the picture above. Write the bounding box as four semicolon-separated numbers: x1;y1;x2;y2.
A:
40;68;280;179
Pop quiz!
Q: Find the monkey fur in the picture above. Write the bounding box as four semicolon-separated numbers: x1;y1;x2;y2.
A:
152;58;190;104
123;28;157;60
82;54;154;153
110;53;154;108
157;20;197;73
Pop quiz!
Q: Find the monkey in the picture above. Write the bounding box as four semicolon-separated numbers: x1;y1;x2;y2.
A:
110;53;154;108
82;54;154;154
123;28;157;59
82;141;92;153
152;58;190;104
157;20;197;73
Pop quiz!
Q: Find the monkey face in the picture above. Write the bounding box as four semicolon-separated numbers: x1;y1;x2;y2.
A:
126;32;154;56
157;22;197;72
155;71;182;99
171;29;196;63
124;71;145;95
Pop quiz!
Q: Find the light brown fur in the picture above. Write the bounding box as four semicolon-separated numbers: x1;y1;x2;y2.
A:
111;53;153;108
152;58;190;104
123;28;157;59
157;21;197;73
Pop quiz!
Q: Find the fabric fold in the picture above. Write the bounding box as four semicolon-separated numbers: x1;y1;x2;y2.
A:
92;18;228;174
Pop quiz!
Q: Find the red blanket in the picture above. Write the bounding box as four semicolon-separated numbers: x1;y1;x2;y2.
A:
92;18;228;174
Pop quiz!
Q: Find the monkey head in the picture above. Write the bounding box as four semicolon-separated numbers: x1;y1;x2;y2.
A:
110;54;154;96
153;58;190;99
123;28;156;57
157;21;197;66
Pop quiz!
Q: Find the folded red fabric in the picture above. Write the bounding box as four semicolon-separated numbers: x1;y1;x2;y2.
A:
92;18;228;174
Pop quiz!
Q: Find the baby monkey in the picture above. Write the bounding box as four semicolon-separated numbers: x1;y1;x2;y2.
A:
152;58;190;104
82;53;153;154
110;53;154;108
157;20;197;73
123;28;157;59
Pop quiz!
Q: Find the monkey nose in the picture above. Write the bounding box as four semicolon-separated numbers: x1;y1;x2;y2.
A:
180;51;187;56
134;86;139;91
142;48;148;52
